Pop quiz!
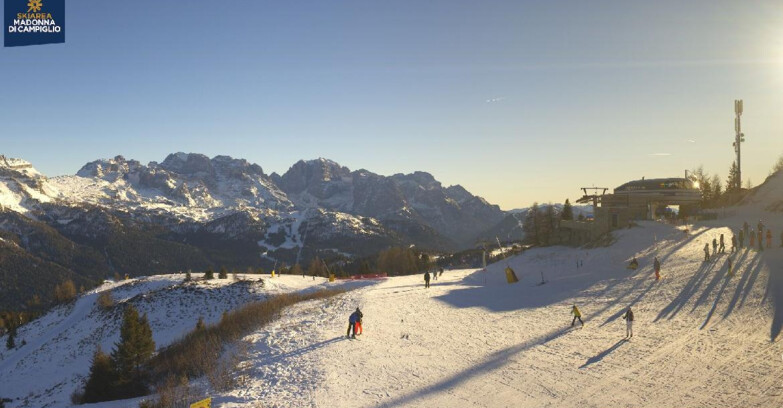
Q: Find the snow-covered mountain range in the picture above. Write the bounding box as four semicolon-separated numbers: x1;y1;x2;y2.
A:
0;153;505;310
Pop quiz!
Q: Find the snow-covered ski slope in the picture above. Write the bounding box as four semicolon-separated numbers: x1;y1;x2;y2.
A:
2;171;782;408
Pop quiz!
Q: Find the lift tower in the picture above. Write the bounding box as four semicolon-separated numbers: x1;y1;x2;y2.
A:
733;100;745;190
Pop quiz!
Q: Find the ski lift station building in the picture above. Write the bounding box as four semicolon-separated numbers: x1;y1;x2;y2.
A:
562;177;701;242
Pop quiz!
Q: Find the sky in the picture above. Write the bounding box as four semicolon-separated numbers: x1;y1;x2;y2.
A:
1;0;782;210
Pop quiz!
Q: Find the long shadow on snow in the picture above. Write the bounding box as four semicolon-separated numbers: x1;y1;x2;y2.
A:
591;228;709;323
259;336;344;365
655;256;722;322
378;326;574;407
436;225;712;315
437;259;657;313
579;339;627;368
657;228;710;266
761;250;783;341
721;252;762;319
599;279;657;327
700;266;733;329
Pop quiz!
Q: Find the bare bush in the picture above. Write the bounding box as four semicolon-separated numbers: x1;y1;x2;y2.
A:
53;280;77;303
97;291;114;310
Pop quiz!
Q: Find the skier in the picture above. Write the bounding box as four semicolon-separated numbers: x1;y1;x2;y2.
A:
719;234;725;254
347;307;362;339
731;234;737;253
703;243;710;261
424;271;431;289
739;229;745;249
766;229;772;249
571;305;584;327
743;221;749;245
622;307;634;338
758;228;764;251
712;238;718;256
653;257;661;280
628;257;639;270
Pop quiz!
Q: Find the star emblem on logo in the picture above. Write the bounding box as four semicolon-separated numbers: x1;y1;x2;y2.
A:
27;0;43;12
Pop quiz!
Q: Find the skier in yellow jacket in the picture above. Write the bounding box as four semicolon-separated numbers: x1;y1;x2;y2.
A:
571;305;584;327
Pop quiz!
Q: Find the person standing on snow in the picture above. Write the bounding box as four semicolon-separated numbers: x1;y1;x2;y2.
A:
731;234;737;253
719;234;725;254
622;307;634;338
743;221;749;245
355;309;364;336
347;307;362;339
758;228;764;251
424;271;431;288
712;238;718;256
704;243;710;261
653;257;661;280
571;305;584;327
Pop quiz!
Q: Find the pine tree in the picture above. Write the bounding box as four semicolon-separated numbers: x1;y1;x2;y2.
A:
112;305;155;396
6;325;15;350
204;268;214;280
710;174;722;206
218;267;228;279
184;270;192;282
561;199;574;221
81;346;117;403
544;203;558;244
523;203;541;245
726;161;740;193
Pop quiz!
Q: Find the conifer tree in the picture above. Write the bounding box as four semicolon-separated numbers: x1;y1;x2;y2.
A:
204;268;214;280
523;203;541;245
218;267;228;279
561;199;574;221
81;346;117;403
6;325;15;350
726;161;740;193
112;305;155;396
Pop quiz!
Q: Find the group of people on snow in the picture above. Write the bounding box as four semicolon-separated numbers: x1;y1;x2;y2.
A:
423;268;445;288
626;256;661;280
738;220;776;252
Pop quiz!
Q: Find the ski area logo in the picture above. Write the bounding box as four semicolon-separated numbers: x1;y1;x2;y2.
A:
4;0;65;47
27;0;41;12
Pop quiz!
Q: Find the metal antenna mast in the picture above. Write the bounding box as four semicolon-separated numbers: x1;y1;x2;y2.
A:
733;100;745;190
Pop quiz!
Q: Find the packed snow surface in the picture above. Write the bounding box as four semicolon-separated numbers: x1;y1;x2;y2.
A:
2;171;783;407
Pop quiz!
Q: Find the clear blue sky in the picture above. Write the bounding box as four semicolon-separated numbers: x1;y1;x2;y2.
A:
2;0;782;210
